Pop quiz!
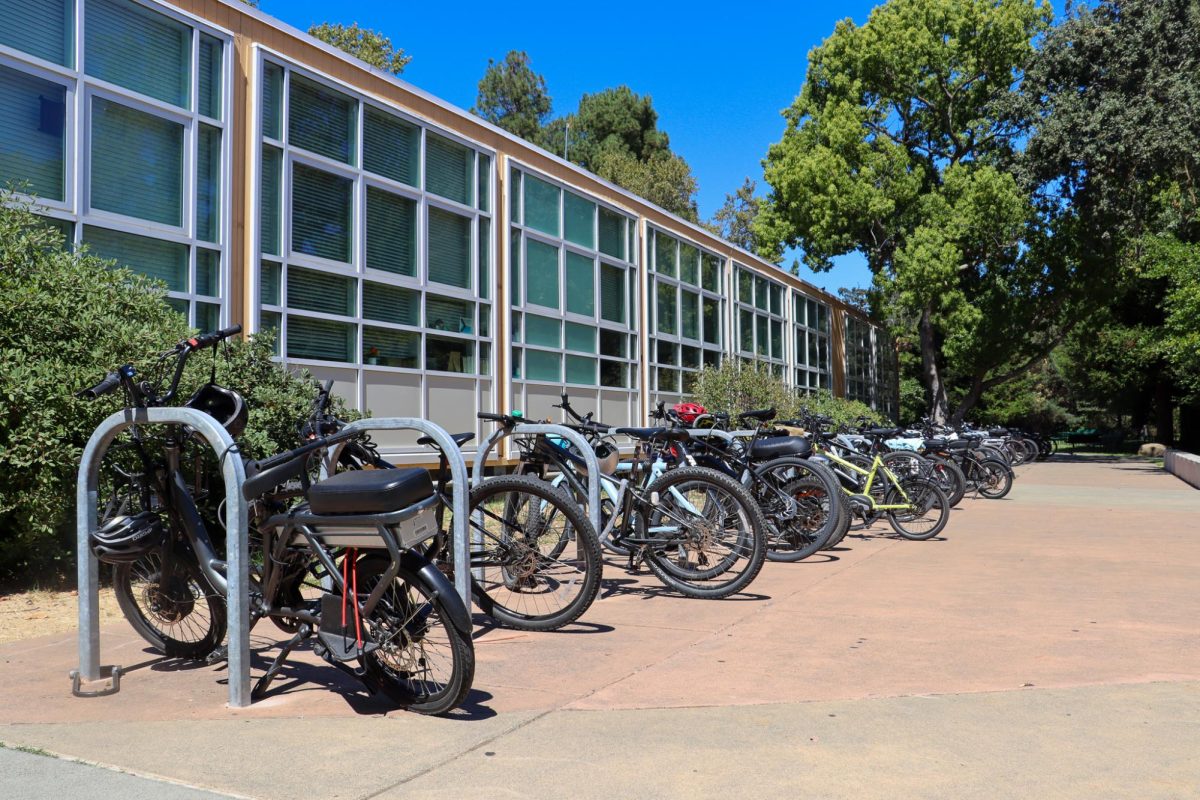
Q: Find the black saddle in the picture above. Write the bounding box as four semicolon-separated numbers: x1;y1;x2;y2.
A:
739;408;777;423
614;426;690;442
307;468;434;515
923;438;948;450
416;431;475;448
748;436;811;460
863;427;902;438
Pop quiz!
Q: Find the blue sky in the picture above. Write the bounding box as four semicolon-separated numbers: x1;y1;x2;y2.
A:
257;0;1062;293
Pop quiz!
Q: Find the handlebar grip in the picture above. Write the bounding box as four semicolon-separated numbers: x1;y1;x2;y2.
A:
76;372;121;400
191;323;243;350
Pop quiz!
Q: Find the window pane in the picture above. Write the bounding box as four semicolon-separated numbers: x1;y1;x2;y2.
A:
291;164;352;262
565;322;595;353
656;340;678;366
679;244;699;285
525;239;559;310
771;319;783;358
260;260;280;305
657;368;679;393
425;133;472;205
682;345;700;369
524;314;560;348
702;298;720;345
509;169;522;224
289;75;356;164
195;301;220;333
600;329;626;357
656;281;677;335
755;276;768;310
600;359;627;388
565;251;594;317
478;217;490;300
0;0;73;66
288;267;355;316
86;0;189;107
477;153;490;212
478;304;490;337
260;309;281;353
0;65;65;201
564;191;595;249
366;186;415;276
364;326;418;368
91;98;182;226
566;355;596;385
680;290;700;340
83;225;186;291
260;145;282;255
702;253;720;292
196;124;220;242
600;263;625;324
525;349;560;382
426;294;473;334
363;107;418;186
756;315;768;356
770;284;782;315
262;62;282;139
287;315;354;362
654;232;676;276
523;174;560;237
363;281;418;326
738;308;753;352
598;207;624;260
509;228;521;303
198;34;222;119
195;248;219;296
427;206;471;288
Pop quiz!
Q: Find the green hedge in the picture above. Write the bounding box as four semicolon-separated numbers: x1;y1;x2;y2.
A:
0;195;350;583
689;361;887;427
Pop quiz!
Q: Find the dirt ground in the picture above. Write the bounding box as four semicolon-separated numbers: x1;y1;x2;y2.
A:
0;588;122;645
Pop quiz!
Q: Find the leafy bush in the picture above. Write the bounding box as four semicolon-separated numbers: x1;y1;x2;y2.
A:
0;195;350;584
689;361;887;427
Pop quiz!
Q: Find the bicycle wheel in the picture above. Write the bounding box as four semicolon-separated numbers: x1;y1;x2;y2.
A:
112;551;227;659
975;459;1014;499
752;458;842;561
885;479;950;541
467;475;602;631
355;555;474;715
639;466;767;599
925;455;966;507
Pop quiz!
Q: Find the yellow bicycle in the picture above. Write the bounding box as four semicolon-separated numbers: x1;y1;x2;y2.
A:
814;444;950;541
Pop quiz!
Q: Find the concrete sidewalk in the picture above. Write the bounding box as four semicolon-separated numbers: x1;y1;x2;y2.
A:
1;459;1197;798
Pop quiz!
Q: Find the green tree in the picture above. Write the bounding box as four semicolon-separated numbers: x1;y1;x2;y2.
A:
711;178;765;254
308;22;411;75
1015;0;1200;445
472;50;552;141
758;0;1071;424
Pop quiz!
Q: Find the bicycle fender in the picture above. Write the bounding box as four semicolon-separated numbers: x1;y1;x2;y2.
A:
401;550;473;636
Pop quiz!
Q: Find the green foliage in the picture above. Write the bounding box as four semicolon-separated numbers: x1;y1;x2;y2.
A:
690;361;887;427
472;51;552;141
710;178;765;254
758;0;1070;424
0;195;349;582
308;22;411;75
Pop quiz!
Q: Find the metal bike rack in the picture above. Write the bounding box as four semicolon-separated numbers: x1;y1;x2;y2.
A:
75;407;251;707
473;424;603;539
321;418;472;608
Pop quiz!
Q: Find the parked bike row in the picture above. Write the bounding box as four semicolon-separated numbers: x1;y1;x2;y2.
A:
78;327;1038;716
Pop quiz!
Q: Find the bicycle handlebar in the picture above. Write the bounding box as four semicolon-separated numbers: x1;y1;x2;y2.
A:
76;371;121;399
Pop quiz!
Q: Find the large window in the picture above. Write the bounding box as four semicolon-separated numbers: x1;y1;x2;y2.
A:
0;0;229;329
509;167;637;390
793;294;831;390
258;59;493;378
734;264;786;375
648;227;724;395
846;315;897;418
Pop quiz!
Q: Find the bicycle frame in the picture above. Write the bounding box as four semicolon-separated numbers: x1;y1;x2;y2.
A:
816;448;915;511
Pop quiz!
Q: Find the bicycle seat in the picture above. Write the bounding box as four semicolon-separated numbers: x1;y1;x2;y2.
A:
416;431;475;448
947;439;971;451
864;427;902;438
307;468;434;515
923;438;948;450
613;426;690;442
748;436;811;460
739;408;776;422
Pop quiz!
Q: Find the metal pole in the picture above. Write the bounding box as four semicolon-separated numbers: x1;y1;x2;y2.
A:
76;407;249;707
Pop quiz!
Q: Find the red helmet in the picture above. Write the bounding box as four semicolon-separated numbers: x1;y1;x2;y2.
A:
673;402;707;425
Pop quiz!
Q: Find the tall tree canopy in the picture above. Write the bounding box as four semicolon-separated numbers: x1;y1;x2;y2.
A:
472;51;552;141
308;23;411;75
758;0;1075;423
710;178;768;255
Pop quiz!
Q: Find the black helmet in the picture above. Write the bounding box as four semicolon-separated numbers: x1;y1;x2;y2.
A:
90;511;166;564
185;383;248;438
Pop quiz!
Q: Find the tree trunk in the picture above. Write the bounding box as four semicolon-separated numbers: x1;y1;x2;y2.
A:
950;376;985;427
919;306;949;423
